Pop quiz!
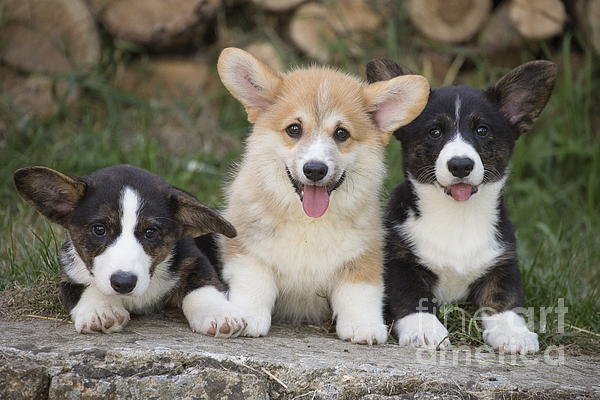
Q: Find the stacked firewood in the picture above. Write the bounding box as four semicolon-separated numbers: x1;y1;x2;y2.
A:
0;0;597;117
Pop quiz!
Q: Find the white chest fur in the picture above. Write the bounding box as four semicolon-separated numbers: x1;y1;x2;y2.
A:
398;180;506;303
234;196;379;322
273;209;374;321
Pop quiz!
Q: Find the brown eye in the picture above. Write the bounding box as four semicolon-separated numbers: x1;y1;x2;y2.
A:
333;127;350;142
286;123;302;138
144;227;158;240
92;224;106;237
429;128;442;139
476;125;489;137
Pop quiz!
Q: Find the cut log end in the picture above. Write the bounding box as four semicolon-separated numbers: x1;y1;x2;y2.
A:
508;0;566;40
289;0;383;62
289;3;336;62
0;0;100;74
97;0;221;50
408;0;492;43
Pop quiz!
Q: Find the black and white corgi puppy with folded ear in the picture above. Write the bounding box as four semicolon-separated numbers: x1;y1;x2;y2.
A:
366;59;557;354
14;165;246;336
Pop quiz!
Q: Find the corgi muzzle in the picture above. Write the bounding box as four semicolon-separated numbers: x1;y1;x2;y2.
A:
286;167;346;218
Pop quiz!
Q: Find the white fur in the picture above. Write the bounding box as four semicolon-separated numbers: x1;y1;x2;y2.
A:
482;310;539;354
224;206;381;320
70;285;130;333
218;56;403;342
223;255;278;337
93;187;152;297
65;245;177;314
120;255;177;313
294;134;337;185
394;312;450;349
454;95;461;129
182;286;246;338
62;240;93;285
331;282;388;344
224;96;386;320
399;178;506;303
223;116;386;337
435;134;484;187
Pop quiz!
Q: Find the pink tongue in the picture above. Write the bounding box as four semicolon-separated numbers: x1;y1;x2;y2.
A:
449;183;473;201
302;185;330;218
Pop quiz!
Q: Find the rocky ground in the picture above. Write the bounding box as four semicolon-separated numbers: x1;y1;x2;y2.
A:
1;316;598;399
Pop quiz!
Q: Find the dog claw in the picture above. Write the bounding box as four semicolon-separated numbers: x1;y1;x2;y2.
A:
207;322;217;336
219;322;231;334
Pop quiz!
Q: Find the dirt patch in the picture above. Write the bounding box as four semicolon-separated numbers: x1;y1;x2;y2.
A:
0;277;67;322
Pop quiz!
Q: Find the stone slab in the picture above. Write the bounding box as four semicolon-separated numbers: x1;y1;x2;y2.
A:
0;317;598;399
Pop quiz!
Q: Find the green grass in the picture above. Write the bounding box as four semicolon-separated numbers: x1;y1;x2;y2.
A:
0;24;598;352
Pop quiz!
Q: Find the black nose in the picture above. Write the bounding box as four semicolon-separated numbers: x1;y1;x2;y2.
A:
110;271;137;294
303;161;328;182
447;157;474;178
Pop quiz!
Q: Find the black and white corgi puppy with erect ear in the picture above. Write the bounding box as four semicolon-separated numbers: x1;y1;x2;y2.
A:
14;165;245;336
366;59;557;354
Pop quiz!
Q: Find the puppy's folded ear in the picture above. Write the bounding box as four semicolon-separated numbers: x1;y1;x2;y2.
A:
363;74;430;139
14;166;86;225
217;47;282;123
486;60;558;136
366;58;414;83
172;192;237;239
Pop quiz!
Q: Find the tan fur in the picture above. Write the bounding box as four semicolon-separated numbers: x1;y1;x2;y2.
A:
216;48;429;339
221;67;388;290
339;242;384;285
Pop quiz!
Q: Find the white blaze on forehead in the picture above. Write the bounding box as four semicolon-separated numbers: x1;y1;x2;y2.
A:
454;94;461;130
435;134;485;187
92;186;152;297
294;133;336;184
121;187;139;234
317;80;331;115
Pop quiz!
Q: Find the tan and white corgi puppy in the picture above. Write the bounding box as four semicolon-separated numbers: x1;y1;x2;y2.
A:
213;48;430;344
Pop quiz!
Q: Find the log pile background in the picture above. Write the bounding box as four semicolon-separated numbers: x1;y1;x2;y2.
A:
0;0;597;126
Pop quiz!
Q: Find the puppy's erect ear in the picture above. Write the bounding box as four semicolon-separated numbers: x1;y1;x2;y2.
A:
363;75;430;138
14;166;87;225
217;47;282;123
486;60;558;135
366;58;414;83
172;192;237;239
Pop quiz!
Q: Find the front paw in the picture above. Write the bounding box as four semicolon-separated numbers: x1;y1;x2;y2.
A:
394;313;450;349
336;322;388;345
484;328;539;354
71;303;130;334
239;310;271;337
188;306;247;338
481;310;539;354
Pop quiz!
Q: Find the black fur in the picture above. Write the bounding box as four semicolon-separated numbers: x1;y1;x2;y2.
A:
15;165;235;321
58;281;86;312
367;60;557;328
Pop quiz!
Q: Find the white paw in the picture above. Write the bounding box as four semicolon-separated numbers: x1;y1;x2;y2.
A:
394;313;450;349
187;305;247;338
484;328;539;354
240;310;271;337
482;311;539;354
71;302;130;334
183;286;251;338
336;322;388;345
